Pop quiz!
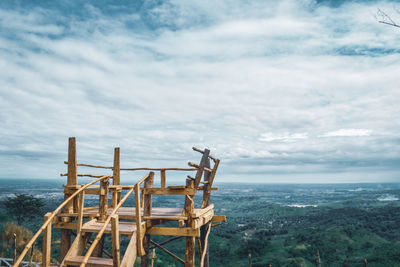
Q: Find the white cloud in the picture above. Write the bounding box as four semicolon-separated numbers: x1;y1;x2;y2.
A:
322;129;373;137
0;0;399;182
259;132;309;142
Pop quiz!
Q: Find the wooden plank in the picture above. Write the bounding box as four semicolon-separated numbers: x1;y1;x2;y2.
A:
144;188;195;195
191;205;214;218
60;232;92;266
64;256;113;267
211;215;226;223
81;220;137;235
192;210;214;229
120;234;137;267
42;213;52;267
111;215;120;267
147;227;200;237
54;221;78;230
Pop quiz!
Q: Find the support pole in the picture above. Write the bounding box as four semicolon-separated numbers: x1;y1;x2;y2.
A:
112;215;120;267
184;179;195;267
99;178;109;222
42;213;52;267
112;147;121;207
141;172;154;267
61;137;77;261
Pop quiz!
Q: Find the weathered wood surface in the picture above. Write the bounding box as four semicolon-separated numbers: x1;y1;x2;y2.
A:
64;256;114;267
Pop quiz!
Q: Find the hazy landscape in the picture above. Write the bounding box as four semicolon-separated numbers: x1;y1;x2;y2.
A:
2;179;400;266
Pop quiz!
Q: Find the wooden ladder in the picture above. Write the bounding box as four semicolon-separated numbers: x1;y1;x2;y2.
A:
61;216;141;267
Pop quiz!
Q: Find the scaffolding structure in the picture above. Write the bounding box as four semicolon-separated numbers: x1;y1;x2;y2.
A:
13;137;226;267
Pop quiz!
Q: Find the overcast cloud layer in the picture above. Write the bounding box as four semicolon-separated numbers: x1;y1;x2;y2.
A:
0;0;399;183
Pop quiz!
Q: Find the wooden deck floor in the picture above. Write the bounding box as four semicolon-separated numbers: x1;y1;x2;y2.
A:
60;206;213;221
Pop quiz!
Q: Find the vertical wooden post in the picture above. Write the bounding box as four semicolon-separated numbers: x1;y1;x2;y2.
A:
199;158;211;267
151;249;156;267
77;191;85;233
135;184;145;256
112;148;121;207
60;229;71;262
141;172;154;267
42;213;52;267
317;250;321;267
201;159;219;209
13;233;16;264
67;137;78;213
97;177;109;262
99;178;109;222
112;215;121;267
184;178;195;267
160;169;166;188
61;137;77;261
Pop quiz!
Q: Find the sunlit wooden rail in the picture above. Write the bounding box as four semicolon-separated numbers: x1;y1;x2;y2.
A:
13;137;226;267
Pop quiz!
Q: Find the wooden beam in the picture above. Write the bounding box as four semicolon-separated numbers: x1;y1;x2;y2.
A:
144;188;195;195
42;213;52;267
147;227;200;237
211;215;226;223
112;215;120;267
120;234;137;267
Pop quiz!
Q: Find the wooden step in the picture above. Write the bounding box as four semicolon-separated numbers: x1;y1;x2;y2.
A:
82;220;137;235
64;256;113;267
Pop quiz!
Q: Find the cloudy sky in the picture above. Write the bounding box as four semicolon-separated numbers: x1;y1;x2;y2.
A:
0;0;399;183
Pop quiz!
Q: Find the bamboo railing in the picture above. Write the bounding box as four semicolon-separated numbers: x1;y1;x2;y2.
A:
12;175;111;267
80;172;153;267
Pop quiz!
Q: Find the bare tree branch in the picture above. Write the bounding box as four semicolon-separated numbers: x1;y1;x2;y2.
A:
376;7;400;28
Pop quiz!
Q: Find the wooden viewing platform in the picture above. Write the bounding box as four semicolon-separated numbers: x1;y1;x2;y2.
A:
13;137;226;267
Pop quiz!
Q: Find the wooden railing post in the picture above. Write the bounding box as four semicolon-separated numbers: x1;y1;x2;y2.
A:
61;137;77;261
160;169;166;189
112;215;120;267
141;172;154;267
99;177;110;222
199;158;211;267
184;178;195;267
77;191;85;233
42;213;52;267
112;147;121;208
135;184;146;256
